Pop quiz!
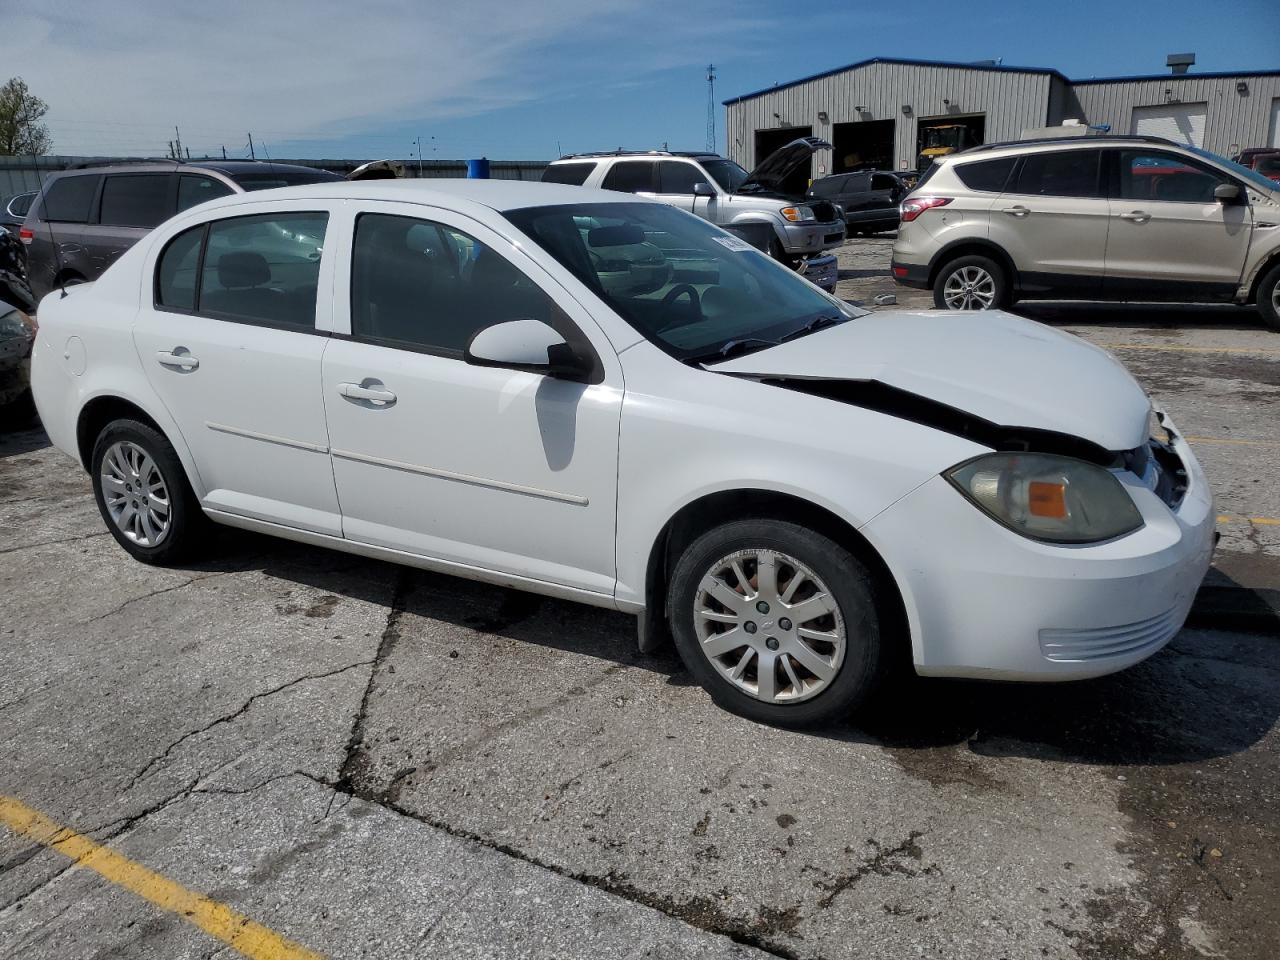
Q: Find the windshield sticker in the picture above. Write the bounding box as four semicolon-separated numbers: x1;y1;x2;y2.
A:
712;235;755;253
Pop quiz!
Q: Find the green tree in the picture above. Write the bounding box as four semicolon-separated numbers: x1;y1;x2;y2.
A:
0;77;52;156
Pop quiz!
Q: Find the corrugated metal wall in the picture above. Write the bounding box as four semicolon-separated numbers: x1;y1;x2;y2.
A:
725;63;1054;174
1068;76;1280;154
0;157;550;204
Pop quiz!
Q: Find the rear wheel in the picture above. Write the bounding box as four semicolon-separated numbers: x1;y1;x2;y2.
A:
933;254;1010;310
1256;263;1280;332
669;519;887;727
91;419;207;565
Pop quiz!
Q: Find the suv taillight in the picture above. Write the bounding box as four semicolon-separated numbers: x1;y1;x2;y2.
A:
18;227;33;244
899;197;951;222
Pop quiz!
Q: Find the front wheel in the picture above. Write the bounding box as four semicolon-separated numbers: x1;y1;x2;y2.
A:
933;254;1010;311
1256;263;1280;333
91;419;207;565
668;519;887;727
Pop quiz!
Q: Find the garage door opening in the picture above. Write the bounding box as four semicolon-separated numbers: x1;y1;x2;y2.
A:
916;114;985;172
832;119;895;173
1131;102;1208;147
753;126;814;195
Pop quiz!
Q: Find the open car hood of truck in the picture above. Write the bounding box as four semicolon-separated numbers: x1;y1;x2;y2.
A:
738;137;832;195
708;310;1151;454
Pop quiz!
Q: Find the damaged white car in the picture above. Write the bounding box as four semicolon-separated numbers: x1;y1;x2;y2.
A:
30;180;1215;725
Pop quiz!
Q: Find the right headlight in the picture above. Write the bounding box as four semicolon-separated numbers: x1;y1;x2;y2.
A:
945;452;1144;544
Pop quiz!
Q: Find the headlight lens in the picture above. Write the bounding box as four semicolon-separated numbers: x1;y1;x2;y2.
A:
780;206;815;222
946;452;1144;543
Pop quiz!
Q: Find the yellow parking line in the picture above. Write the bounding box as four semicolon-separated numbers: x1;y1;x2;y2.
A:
1217;515;1280;527
0;795;325;960
1096;341;1280;356
1186;436;1280;446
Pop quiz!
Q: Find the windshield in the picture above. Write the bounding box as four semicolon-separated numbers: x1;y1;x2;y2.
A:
1187;146;1280;193
701;159;749;193
229;170;344;191
504;202;861;362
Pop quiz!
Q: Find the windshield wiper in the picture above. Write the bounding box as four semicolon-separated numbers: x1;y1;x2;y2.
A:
685;337;779;365
779;313;844;342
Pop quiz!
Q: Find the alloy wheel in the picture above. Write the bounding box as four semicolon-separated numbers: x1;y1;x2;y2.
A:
942;265;997;309
693;549;847;704
100;441;172;547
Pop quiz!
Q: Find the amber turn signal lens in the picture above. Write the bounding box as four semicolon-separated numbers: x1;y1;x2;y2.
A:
1028;481;1067;518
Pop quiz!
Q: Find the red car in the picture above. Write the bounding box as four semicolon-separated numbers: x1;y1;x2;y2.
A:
1234;148;1280;183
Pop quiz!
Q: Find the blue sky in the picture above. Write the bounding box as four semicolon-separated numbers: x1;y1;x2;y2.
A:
4;0;1277;161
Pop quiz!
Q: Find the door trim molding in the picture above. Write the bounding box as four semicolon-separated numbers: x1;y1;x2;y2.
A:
330;447;589;506
205;421;330;454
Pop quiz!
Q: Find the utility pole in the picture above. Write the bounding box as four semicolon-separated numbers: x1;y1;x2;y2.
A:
221;145;227;160
247;133;256;160
706;64;717;153
174;126;183;161
414;135;424;177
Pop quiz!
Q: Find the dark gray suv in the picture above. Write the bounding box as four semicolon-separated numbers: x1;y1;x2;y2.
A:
21;160;343;303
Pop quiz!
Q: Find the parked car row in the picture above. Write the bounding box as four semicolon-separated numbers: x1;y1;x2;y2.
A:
890;134;1280;330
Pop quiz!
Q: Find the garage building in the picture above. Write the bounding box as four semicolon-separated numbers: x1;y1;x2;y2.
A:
723;57;1280;186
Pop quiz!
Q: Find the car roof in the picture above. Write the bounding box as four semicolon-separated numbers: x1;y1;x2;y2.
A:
172;178;652;214
59;159;334;177
950;134;1181;162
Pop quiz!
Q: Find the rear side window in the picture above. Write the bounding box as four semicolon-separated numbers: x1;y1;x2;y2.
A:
954;156;1017;193
1012;150;1101;198
601;161;656;193
155;225;204;311
541;162;595;186
39;175;100;223
808;176;843;198
178;175;233;212
658;161;710;194
100;174;173;228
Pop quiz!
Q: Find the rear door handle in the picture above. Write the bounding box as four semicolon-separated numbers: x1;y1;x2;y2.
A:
1002;205;1030;217
155;349;199;371
338;381;397;406
1119;210;1151;223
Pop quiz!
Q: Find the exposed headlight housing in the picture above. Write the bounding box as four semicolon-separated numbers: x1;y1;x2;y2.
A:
946;452;1144;544
780;206;816;222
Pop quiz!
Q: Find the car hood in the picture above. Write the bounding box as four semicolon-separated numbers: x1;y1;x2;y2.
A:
739;136;831;194
709;310;1150;452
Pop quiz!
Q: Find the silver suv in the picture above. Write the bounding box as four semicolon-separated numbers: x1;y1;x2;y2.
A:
543;138;846;290
890;135;1280;330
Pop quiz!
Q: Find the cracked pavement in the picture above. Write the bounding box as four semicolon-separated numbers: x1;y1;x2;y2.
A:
2;271;1279;958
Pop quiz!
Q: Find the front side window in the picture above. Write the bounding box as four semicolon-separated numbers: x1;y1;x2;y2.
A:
505;202;863;363
155;224;204;311
99;174;173;228
40;175;100;223
955;156;1017;193
1012;150;1101;198
350;213;556;355
870;174;898;192
701;159;749;193
178;175;234;212
1116;151;1230;203
601;161;656;194
541;162;595;186
188;212;327;329
658;161;710;194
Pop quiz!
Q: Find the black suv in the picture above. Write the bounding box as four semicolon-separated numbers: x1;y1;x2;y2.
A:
807;170;909;235
21;160;343;303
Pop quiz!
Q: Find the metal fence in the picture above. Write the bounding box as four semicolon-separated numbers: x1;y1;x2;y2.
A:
0;155;551;203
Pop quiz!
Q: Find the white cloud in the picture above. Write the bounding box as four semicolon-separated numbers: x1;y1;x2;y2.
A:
2;0;774;156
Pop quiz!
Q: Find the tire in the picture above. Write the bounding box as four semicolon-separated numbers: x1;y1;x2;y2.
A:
91;419;208;565
668;519;887;727
932;254;1010;311
1256;263;1280;333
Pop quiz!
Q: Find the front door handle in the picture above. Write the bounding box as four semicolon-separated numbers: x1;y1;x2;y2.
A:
155;349;199;371
1119;210;1151;223
338;381;397;406
1002;205;1030;217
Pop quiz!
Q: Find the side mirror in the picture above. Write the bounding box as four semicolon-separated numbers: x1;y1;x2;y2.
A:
1214;183;1242;204
692;181;716;197
464;318;595;382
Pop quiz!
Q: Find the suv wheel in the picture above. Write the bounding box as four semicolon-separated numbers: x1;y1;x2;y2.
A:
668;519;887;727
91;419;207;565
1257;263;1280;333
933;254;1010;311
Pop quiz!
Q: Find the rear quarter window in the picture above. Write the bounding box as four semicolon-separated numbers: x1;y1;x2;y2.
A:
541;162;596;186
954;156;1017;193
38;175;101;223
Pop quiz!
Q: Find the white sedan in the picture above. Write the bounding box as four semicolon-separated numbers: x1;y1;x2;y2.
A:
29;180;1215;726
